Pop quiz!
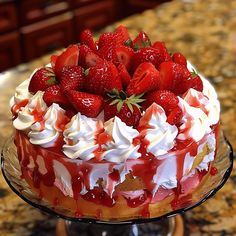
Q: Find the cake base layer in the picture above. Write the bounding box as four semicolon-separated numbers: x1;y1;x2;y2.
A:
14;127;219;221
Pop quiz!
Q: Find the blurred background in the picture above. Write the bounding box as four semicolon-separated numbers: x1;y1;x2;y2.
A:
0;0;171;72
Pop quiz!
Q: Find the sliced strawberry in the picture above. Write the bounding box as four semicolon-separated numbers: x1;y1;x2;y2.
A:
85;61;122;96
104;92;144;127
65;90;104;118
43;85;69;107
55;45;79;75
159;61;192;94
142;90;179;113
167;106;183;125
132;47;165;71
117;64;131;88
126;62;160;96
153;41;171;62
80;29;97;51
50;55;58;70
78;45;103;68
59;66;84;91
29;67;57;94
132;31;151;50
172;52;187;66
115;45;134;70
114;25;131;45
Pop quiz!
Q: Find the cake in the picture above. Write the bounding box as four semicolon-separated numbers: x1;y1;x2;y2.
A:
10;26;220;221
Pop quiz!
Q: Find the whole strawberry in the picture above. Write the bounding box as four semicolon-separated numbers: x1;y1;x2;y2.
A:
80;29;97;51
142;90;179;113
29;67;57;94
114;25;131;45
66;90;104;118
172;52;187;66
43;85;69;108
142;90;183;125
132;47;165;71
59;66;84;91
190;70;203;92
85;61;122;96
104;91;144;127
132;31;151;50
153;41;171;62
159;61;192;94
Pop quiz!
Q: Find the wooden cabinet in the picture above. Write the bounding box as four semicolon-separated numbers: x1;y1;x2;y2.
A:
0;0;171;72
70;0;98;7
74;0;117;40
19;0;70;25
0;2;17;33
0;32;21;71
21;13;74;61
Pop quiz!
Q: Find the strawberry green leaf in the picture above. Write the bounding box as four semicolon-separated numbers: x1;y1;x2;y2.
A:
124;39;132;47
133;44;140;51
141;39;150;48
45;67;54;73
110;99;120;106
117;100;124;112
46;77;57;85
84;68;90;76
127;102;134;113
191;69;198;78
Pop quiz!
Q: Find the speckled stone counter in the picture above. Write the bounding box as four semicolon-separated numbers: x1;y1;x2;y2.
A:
0;0;236;235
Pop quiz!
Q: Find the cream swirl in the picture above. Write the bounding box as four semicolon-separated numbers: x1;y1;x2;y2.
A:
202;77;220;125
177;97;210;141
102;117;141;163
187;61;220;125
184;87;220;126
139;103;178;156
29;103;66;148
13;91;47;131
63;113;102;160
10;78;32;107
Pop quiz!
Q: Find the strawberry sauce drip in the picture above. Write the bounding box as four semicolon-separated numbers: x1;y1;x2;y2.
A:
31;102;45;122
141;204;150;218
11;99;28;117
109;169;120;182
125;193;147;208
82;188;116;207
210;166;218;176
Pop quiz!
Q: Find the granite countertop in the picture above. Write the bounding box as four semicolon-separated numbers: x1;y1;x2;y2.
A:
0;0;236;235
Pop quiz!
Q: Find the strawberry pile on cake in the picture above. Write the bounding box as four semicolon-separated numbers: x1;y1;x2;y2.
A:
10;25;220;221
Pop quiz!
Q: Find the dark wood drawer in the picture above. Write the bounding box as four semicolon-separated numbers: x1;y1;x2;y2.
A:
0;3;17;33
21;13;74;61
0;32;21;72
19;0;70;25
74;0;116;40
70;0;97;7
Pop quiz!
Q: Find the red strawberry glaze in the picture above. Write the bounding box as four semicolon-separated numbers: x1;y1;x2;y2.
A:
126;193;148;208
11;99;29;117
210;166;218;176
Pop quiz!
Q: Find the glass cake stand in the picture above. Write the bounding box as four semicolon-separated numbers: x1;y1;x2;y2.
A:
1;133;233;236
